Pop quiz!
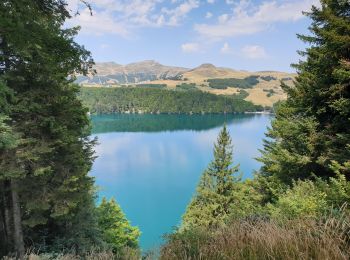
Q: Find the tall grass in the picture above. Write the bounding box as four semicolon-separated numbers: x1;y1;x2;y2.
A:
2;247;140;260
161;210;350;260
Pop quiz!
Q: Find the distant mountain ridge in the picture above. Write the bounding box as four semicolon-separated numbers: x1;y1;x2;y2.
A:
76;60;296;107
76;60;188;85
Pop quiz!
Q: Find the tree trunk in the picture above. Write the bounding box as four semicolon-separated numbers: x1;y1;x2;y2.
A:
0;181;10;256
10;179;25;258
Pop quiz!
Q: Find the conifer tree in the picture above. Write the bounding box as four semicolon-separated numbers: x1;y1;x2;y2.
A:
97;197;140;253
0;0;98;256
182;125;240;229
259;0;350;185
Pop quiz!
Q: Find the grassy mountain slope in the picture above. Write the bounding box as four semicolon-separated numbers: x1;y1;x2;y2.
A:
76;61;295;107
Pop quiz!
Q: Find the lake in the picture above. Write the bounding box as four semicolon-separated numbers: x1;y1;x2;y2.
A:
90;113;272;251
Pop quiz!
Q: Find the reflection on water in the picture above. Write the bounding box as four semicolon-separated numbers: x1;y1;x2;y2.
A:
91;113;258;133
90;114;271;250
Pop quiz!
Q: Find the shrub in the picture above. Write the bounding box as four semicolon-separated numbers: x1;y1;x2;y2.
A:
268;180;327;219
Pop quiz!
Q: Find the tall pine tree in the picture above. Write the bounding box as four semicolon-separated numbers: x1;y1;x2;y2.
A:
259;0;350;185
182;125;240;229
0;0;99;256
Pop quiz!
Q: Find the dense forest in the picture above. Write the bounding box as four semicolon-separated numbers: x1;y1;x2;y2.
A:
0;0;349;259
0;1;139;259
79;87;264;114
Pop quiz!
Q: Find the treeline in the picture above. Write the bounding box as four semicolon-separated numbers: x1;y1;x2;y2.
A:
207;76;260;89
79;87;264;114
175;82;198;91
0;1;139;258
135;83;166;89
160;1;350;259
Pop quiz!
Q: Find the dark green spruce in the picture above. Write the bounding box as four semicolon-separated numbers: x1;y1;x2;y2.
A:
0;0;139;257
258;0;350;185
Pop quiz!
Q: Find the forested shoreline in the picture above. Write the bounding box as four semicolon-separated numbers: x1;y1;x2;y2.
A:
79;87;264;114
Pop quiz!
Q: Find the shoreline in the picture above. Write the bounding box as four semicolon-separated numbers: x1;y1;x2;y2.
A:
88;111;273;116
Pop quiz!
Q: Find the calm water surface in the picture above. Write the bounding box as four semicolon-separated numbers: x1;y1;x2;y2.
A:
90;114;271;250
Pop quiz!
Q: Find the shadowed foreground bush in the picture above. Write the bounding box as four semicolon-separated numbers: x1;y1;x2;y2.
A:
161;211;350;260
2;247;141;260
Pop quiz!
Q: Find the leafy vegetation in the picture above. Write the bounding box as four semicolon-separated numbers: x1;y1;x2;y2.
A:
207;76;259;89
258;0;350;185
281;77;293;81
181;126;241;229
97;198;140;253
235;89;249;99
176;83;198;91
260;75;277;81
263;88;276;97
136;83;166;89
0;1;139;258
79;87;263;114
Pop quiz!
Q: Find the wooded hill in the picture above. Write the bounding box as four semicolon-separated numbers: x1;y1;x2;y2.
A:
79;87;264;114
76;62;295;107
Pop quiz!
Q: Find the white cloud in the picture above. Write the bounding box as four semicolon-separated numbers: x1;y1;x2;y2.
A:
164;0;200;26
181;42;200;53
241;45;267;59
69;7;129;37
205;12;213;19
66;0;200;37
195;0;320;40
207;0;215;3
226;0;234;4
220;42;232;54
218;14;229;23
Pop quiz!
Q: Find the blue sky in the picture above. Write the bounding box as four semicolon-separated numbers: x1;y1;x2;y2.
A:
67;0;320;72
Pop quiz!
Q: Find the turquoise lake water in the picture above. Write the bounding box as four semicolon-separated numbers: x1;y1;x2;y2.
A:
90;114;272;251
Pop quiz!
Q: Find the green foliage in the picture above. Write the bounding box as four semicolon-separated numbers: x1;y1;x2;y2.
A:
268;180;327;219
228;179;265;220
263;88;276;97
0;116;18;151
322;161;350;206
258;0;350;184
260;76;277;81
207;76;259;89
79;87;263;114
175;83;198;91
281;77;293;82
97;198;140;253
181;126;241;229
136;84;166;89
233;89;249;99
0;0;113;256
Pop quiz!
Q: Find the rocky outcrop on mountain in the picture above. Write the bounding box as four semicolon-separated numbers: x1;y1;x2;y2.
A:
76;60;188;85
